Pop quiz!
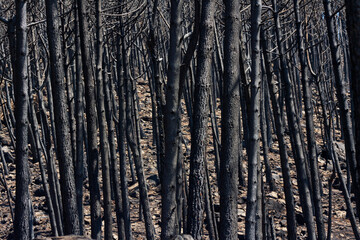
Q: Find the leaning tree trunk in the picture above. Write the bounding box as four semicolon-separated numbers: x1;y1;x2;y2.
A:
219;0;240;238
261;28;297;240
76;0;102;238
161;0;183;239
14;0;32;239
186;0;215;238
124;65;156;240
45;0;80;234
28;82;58;236
245;0;262;239
331;0;360;220
293;0;325;238
272;0;316;238
119;21;155;240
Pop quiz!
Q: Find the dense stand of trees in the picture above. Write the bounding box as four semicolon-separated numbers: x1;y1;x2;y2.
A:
1;0;360;239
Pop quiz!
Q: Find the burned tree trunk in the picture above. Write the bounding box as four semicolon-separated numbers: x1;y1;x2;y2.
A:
272;0;316;238
293;0;325;237
187;0;215;238
219;0;240;238
338;0;360;219
261;28;297;239
95;0;113;238
45;0;80;234
161;0;183;238
76;0;102;238
245;0;262;239
14;0;32;238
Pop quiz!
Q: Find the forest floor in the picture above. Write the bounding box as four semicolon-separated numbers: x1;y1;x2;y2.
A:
0;77;358;239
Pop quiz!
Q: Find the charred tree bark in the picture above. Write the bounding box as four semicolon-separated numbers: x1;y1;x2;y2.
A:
117;35;133;240
272;0;316;238
260;76;276;192
330;0;360;220
14;1;32;238
219;0;240;238
77;0;102;238
245;0;262;239
124;69;156;240
38;78;64;236
345;5;360;216
187;0;215;238
103;47;125;240
45;0;80;234
317;81;360;239
261;28;297;239
28;82;58;236
147;0;165;182
292;0;325;237
95;0;113;238
74;1;85;234
161;0;183;238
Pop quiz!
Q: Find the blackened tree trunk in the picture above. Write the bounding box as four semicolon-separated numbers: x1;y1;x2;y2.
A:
77;0;102;238
38;77;64;236
29;26;61;235
333;0;360;220
187;0;215;238
178;0;200;101
239;28;251;149
147;0;166;181
124;65;156;240
260;77;275;192
345;5;360;210
161;0;183;238
219;0;240;238
272;0;316;238
245;0;262;239
293;0;325;238
103;49;125;239
45;0;80;234
74;0;85;234
118;19;155;240
261;28;297;240
95;0;113;238
317;81;360;239
28;81;58;236
117;35;133;240
14;1;32;238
